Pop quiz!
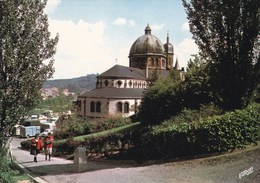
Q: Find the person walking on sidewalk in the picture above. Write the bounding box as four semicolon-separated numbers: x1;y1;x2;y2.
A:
44;132;54;161
30;133;43;162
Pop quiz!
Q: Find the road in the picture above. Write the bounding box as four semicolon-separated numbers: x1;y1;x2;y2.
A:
11;137;260;183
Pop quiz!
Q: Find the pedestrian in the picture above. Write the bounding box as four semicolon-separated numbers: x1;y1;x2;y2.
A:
30;133;42;162
44;132;54;161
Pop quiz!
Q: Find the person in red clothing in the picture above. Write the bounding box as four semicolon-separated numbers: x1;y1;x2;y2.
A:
30;133;43;162
44;132;54;161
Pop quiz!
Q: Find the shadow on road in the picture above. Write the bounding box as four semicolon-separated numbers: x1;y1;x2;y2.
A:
23;159;136;176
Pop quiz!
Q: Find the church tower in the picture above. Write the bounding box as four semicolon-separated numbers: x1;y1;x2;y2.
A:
164;32;174;70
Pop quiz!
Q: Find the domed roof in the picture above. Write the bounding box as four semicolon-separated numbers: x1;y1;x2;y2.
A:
164;42;174;53
164;32;174;53
129;25;166;57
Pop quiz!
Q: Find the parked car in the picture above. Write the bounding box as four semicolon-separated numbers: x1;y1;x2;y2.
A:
39;129;53;137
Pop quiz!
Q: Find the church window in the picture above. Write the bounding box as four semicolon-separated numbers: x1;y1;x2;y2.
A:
134;81;137;87
96;101;101;113
117;102;123;112
124;102;129;113
90;101;95;112
104;80;109;87
128;80;132;87
117;80;122;87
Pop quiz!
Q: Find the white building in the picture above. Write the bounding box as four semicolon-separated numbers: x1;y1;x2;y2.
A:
76;25;181;118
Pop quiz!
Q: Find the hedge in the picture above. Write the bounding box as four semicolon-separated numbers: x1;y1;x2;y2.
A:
21;122;140;158
138;103;260;160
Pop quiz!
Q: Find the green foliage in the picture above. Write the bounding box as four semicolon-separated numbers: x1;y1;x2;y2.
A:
251;66;260;103
183;0;260;110
0;148;25;183
38;94;73;114
164;104;223;125
54;115;132;139
138;77;182;124
138;103;260;160
180;55;213;108
20;139;31;150
0;0;58;147
139;55;213;125
53;122;140;157
54;115;92;139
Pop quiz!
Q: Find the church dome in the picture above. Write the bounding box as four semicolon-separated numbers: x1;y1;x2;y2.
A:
164;42;174;53
129;25;166;57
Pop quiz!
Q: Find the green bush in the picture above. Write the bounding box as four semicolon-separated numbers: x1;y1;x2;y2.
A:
54;115;132;139
54;122;140;158
138;57;214;125
54;115;93;139
138;103;260;160
20;140;31;150
0;148;21;183
55;137;81;155
164;104;223;125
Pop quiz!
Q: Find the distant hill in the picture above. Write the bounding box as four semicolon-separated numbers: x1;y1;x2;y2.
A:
43;74;97;94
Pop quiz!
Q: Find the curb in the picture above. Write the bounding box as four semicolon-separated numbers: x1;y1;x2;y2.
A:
11;145;48;183
16;161;48;183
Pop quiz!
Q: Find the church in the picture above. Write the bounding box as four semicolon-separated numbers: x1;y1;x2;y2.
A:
76;25;183;118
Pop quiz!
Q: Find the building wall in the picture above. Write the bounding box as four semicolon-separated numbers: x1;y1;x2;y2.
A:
108;99;141;117
77;97;141;118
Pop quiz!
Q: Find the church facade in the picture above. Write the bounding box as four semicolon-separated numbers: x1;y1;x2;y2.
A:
76;25;181;118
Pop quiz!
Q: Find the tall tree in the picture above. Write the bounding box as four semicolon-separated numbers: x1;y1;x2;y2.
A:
0;0;58;147
182;0;260;110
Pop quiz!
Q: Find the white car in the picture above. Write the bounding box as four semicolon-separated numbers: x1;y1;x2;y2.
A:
39;129;53;137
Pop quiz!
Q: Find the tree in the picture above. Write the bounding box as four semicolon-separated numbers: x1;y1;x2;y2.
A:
138;55;214;125
183;0;260;110
0;0;58;147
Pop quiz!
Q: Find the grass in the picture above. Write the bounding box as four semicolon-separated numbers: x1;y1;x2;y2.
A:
0;160;34;183
56;122;140;143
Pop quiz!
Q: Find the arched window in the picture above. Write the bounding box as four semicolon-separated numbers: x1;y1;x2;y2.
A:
117;102;123;112
124;102;129;113
96;101;101;113
90;101;95;112
117;80;122;87
104;80;109;87
128;80;132;87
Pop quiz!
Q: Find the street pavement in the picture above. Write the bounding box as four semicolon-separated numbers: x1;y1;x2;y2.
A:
11;137;260;183
10;137;156;183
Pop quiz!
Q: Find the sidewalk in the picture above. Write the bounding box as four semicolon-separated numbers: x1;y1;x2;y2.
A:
10;137;142;183
11;137;260;183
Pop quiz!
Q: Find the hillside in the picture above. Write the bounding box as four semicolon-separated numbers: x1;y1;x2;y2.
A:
43;74;97;94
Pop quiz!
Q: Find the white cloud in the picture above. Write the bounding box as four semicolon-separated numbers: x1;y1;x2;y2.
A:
113;17;127;25
48;19;120;79
45;0;61;14
175;38;199;69
181;22;190;31
113;18;136;27
150;23;165;30
128;20;135;27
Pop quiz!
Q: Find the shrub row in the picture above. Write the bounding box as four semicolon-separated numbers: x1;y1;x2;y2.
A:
138;103;260;160
20;122;140;158
54;115;132;139
54;132;133;158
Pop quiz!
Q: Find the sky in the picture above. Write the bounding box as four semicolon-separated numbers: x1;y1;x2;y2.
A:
45;0;199;79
